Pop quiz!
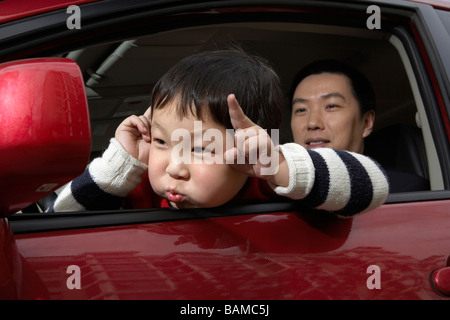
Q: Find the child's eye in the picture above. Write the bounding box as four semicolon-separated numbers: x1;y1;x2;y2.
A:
192;146;207;153
153;138;167;146
192;146;216;155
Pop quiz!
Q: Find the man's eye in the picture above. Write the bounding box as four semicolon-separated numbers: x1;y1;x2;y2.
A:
294;107;307;114
326;104;339;110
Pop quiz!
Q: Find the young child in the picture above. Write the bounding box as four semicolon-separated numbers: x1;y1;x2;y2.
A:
52;49;389;217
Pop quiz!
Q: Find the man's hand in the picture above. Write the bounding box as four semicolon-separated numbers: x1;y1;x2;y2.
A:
224;94;288;187
115;107;152;164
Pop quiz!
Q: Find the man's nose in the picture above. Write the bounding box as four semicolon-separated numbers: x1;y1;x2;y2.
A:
307;109;324;130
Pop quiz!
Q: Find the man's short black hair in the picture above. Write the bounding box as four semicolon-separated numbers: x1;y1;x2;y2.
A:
290;59;376;115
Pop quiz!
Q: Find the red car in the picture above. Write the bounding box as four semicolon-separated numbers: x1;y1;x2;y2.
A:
1;0;450;303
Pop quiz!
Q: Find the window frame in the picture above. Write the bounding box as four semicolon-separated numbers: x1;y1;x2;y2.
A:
2;0;450;229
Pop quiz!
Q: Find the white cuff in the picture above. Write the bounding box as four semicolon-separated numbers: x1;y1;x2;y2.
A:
89;138;148;197
272;143;315;199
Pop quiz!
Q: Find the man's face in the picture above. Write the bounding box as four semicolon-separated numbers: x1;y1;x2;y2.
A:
290;73;374;153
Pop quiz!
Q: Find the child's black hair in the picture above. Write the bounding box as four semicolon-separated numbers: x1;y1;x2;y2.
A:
151;48;286;131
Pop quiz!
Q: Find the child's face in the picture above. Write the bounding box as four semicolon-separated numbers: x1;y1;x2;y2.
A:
148;101;248;208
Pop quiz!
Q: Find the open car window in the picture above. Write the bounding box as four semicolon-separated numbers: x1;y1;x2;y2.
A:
81;23;441;195
2;0;450;217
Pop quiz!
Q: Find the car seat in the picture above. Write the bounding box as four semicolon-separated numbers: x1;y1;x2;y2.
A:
364;123;429;180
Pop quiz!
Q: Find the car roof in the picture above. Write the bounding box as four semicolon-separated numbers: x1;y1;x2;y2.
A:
0;0;100;24
407;0;450;10
1;0;449;25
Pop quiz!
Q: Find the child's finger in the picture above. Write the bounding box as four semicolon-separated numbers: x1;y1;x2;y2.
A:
138;115;151;142
125;115;150;142
227;94;256;130
224;147;238;165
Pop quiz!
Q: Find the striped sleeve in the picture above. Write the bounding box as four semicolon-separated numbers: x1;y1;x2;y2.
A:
273;143;389;217
52;138;148;212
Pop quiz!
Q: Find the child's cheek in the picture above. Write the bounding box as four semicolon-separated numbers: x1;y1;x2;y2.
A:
147;159;165;195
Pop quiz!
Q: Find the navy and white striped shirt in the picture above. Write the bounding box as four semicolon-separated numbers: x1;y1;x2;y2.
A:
52;140;389;217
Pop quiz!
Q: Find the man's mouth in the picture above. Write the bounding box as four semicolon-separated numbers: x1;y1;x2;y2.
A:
306;139;330;148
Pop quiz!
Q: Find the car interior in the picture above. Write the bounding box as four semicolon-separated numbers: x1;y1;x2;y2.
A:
65;23;411;150
57;21;441;191
10;11;447;215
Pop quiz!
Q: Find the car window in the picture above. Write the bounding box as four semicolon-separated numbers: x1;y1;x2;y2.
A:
69;23;436;191
5;2;450;215
74;24;407;159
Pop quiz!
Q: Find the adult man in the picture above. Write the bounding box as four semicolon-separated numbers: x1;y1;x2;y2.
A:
290;59;429;193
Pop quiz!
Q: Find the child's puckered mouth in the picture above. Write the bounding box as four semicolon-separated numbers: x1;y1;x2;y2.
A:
166;189;185;202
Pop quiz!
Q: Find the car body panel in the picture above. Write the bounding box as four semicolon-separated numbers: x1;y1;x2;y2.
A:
7;200;450;300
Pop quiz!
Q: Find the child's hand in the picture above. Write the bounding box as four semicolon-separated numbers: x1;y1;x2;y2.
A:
115;107;152;164
225;94;289;187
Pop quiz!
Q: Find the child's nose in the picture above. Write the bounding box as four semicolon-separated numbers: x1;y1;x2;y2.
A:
166;157;189;179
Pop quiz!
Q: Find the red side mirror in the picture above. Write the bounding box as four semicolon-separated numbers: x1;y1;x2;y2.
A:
0;58;91;217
